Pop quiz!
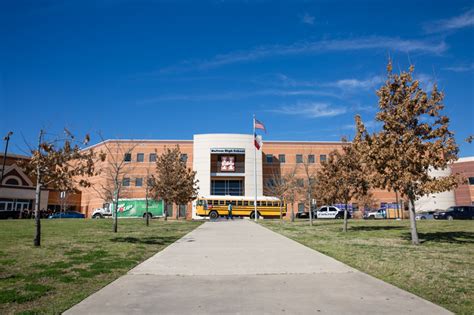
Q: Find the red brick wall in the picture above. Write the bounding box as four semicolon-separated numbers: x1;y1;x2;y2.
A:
451;159;474;206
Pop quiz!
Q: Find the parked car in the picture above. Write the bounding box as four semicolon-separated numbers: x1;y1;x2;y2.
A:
48;211;85;219
415;211;436;220
315;206;350;219
433;206;474;220
364;208;386;219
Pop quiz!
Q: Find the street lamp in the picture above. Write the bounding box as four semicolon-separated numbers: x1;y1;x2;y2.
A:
0;131;13;187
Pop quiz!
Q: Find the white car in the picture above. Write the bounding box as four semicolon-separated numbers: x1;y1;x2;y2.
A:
415;211;436;220
314;206;348;219
365;208;386;219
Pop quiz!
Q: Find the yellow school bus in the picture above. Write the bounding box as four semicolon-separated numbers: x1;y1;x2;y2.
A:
195;196;286;219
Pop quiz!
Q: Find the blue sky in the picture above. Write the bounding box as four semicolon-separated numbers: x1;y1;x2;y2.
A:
1;0;473;156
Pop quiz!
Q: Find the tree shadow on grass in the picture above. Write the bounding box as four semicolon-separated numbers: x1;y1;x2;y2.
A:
110;236;180;245
402;231;474;244
350;226;405;231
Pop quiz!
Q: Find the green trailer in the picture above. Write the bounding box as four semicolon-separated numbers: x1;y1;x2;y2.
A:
110;199;164;218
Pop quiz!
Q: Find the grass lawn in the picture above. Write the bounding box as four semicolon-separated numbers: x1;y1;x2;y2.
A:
261;219;474;315
0;219;202;314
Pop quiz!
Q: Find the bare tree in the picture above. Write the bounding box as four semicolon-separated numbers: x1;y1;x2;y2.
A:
91;138;137;233
357;62;459;244
283;166;301;223
299;152;318;226
20;129;101;246
143;166;155;226
264;165;287;222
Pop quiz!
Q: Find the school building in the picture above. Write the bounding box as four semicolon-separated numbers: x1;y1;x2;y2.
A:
2;134;473;219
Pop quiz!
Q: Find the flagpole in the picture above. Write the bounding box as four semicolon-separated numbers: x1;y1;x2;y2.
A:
253;114;258;222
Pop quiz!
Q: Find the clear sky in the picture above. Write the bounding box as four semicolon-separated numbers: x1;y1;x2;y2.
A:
1;0;473;156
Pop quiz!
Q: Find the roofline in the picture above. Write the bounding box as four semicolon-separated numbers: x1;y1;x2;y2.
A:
455;156;474;163
0;153;30;159
265;140;348;145
83;138;348;150
83;139;193;151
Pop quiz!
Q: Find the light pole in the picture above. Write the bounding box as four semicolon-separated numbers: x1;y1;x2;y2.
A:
0;131;13;187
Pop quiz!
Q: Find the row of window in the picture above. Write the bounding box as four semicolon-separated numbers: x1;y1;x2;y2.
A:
122;177;153;187
266;178;315;187
206;199;282;207
265;154;327;164
123;153;188;163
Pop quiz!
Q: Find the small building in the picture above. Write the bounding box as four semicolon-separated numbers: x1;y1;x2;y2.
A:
0;153;81;218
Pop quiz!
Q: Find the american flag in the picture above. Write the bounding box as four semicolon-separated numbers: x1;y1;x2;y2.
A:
254;118;266;133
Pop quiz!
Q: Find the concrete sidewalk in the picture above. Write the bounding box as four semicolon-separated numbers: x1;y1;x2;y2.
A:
65;219;450;314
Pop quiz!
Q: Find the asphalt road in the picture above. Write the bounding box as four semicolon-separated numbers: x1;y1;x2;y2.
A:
65;219;451;314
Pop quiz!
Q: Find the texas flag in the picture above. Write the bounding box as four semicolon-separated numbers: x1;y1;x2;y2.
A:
254;133;262;150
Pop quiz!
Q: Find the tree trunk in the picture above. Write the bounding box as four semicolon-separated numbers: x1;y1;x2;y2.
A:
34;181;41;247
113;192;119;233
308;191;313;227
395;190;400;219
343;201;348;233
176;204;179;220
291;203;295;222
164;202;168;221
408;197;419;245
34;131;43;247
145;197;149;227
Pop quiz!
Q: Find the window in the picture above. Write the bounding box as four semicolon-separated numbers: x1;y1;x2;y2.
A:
124;153;132;162
266;154;273;163
308;154;315;163
297;179;304;187
237;201;243;206
135;178;143;187
211;180;243;196
179;204;187;217
298;203;305;213
122;178;130;186
5;178;19;186
137;153;144;162
266;179;275;187
279;154;286;163
468;177;474;185
320;154;327;162
180;154;188;163
296;154;303;163
147;177;154;186
218;200;224;206
149;153;157;162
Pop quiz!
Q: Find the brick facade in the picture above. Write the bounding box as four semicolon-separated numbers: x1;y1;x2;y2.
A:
451;157;474;206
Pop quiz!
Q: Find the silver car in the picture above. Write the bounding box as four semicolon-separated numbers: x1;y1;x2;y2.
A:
415;211;436;220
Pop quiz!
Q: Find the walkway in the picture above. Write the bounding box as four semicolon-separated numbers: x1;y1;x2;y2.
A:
65;219;450;314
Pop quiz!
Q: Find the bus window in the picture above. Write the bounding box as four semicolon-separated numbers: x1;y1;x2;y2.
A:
257;201;261;207
231;201;236;206
237;201;242;206
244;201;249;206
219;200;224;206
250;201;254;206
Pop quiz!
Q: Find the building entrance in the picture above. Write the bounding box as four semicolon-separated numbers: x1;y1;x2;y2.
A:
211;179;244;196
